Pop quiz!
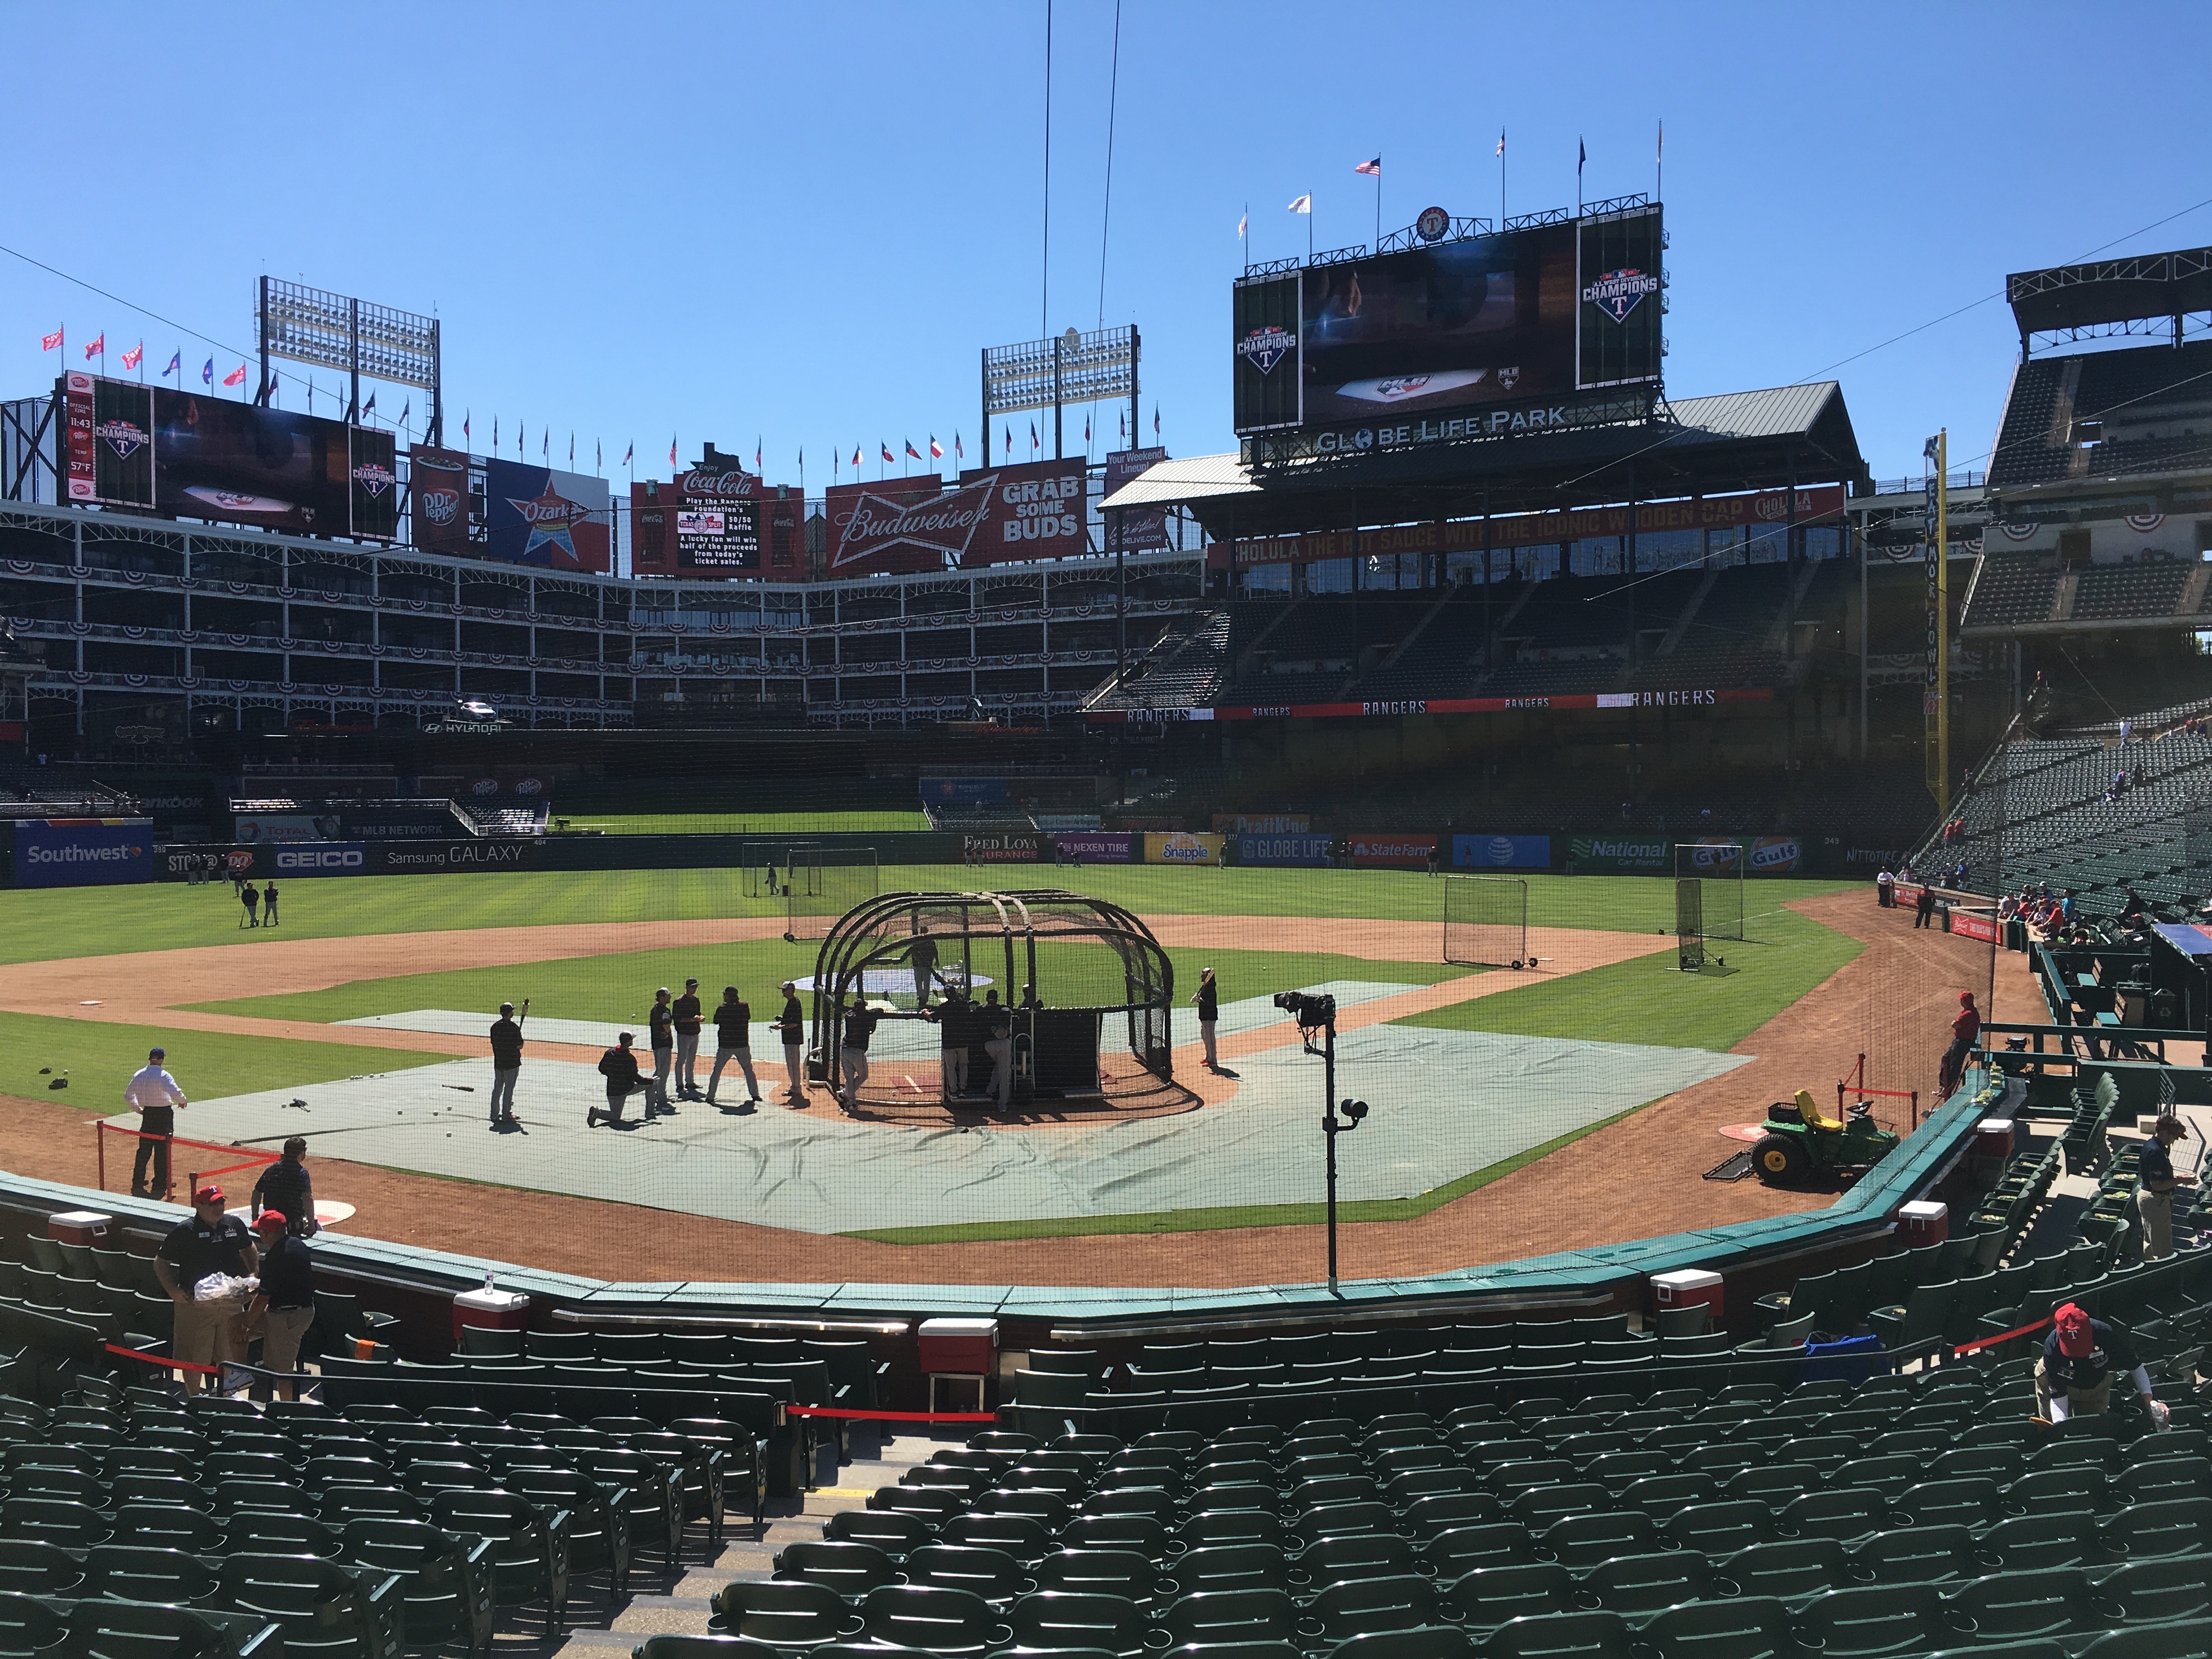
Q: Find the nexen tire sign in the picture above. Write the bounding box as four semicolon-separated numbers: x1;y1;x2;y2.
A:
13;819;154;888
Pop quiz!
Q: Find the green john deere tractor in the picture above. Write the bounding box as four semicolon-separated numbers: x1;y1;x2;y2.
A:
1751;1089;1901;1185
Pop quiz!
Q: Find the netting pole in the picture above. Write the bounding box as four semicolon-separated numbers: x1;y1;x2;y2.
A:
96;1122;104;1194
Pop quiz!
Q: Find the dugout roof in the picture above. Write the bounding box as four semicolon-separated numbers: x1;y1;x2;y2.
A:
1100;382;1871;538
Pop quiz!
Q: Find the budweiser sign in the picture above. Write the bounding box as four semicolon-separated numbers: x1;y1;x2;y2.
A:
832;477;996;569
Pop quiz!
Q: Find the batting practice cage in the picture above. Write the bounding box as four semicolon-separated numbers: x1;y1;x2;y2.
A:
1675;842;1747;946
808;889;1182;1118
1443;875;1530;968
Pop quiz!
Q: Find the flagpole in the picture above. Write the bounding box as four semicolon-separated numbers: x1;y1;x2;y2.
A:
1500;129;1506;225
1656;120;1663;202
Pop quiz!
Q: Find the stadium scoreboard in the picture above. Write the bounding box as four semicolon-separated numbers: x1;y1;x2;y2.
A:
1233;204;1664;444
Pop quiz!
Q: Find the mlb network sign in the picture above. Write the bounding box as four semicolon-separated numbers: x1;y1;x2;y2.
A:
13;819;153;888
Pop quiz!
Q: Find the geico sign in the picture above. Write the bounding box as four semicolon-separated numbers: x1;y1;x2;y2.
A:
275;848;364;871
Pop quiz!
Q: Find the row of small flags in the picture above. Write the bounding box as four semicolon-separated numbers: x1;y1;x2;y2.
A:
41;324;1162;483
44;326;238;388
1245;125;1662;233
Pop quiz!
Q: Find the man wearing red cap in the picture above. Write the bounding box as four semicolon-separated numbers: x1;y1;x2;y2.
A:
152;1184;257;1390
243;1209;315;1402
1939;990;1982;1097
2038;1300;2166;1426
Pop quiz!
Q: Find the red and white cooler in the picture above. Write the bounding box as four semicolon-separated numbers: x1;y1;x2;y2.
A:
47;1211;112;1246
1898;1199;1950;1246
451;1285;531;1344
1650;1268;1725;1320
919;1317;998;1414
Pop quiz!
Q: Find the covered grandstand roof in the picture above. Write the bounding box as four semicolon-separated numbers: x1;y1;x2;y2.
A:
2008;246;2212;341
1101;381;1870;537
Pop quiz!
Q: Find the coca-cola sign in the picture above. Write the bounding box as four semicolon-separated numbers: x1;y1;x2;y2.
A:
680;466;758;498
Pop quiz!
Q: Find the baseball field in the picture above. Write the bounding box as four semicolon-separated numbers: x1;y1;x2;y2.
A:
0;860;2011;1289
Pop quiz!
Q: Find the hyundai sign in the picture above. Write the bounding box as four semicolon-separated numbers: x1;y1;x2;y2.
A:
13;819;154;888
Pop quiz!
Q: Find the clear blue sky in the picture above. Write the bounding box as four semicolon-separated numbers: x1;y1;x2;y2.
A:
4;2;2208;493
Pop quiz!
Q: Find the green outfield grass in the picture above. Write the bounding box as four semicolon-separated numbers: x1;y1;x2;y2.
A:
0;1011;450;1111
839;1098;1650;1244
188;941;1473;1028
0;865;1858;965
1395;900;1863;1053
554;810;933;835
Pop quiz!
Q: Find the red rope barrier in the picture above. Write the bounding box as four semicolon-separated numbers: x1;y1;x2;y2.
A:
1952;1314;2053;1357
104;1342;219;1377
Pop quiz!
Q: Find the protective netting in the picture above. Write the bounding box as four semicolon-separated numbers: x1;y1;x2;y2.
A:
1443;875;1528;968
1675;843;1746;942
783;849;880;941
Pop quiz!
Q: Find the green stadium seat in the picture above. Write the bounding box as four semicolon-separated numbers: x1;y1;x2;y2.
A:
1298;1532;1423;1589
0;1591;66;1657
1576;1550;1724;1620
1839;1523;1994;1587
1477;1610;1637;1659
1660;1500;1770;1559
1440;1564;1592;1634
1032;1548;1159;1603
2100;1552;2212;1624
710;1580;868;1646
1714;1541;1843;1604
1939;1567;2120;1649
1182;1510;1285;1550
2076;1622;2212;1659
338;1516;496;1656
1792;1582;1956;1656
1419;1526;1543;1578
1537;1511;1662;1570
0;1538;82;1595
1004;1590;1146;1655
1307;1575;1442;1641
2103;1497;2212;1558
1149;1589;1307;1649
1777;1487;1894;1541
1891;1477;2005;1531
1639;1595;1801;1659
1327;1629;1476;1659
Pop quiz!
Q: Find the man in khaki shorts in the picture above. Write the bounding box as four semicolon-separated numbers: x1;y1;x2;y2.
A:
2138;1114;2197;1260
244;1209;315;1401
153;1184;257;1391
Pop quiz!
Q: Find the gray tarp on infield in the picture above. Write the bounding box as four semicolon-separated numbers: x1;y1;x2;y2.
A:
166;984;1750;1235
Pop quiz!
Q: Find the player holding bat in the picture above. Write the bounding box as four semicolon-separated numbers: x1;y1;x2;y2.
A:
488;1000;527;1129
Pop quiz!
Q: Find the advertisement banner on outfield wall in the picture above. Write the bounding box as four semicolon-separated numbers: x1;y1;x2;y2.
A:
13;819;153;888
270;843;369;876
1568;835;1669;873
1350;832;1436;868
1240;833;1333;867
1452;833;1552;870
1144;831;1225;866
962;832;1045;862
1212;812;1312;835
233;811;344;844
923;778;1011;804
1052;832;1133;862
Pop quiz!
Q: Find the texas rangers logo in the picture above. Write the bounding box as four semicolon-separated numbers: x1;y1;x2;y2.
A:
96;417;149;461
1581;267;1661;323
1237;324;1294;375
352;460;397;499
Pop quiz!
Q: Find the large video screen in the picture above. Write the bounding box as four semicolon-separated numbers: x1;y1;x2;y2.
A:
484;458;612;572
60;373;398;539
1232;208;1663;436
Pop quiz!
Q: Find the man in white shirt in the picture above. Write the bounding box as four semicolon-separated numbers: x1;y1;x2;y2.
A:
125;1047;188;1200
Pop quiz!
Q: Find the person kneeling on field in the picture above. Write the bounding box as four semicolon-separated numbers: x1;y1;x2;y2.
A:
2036;1301;2169;1427
592;1031;664;1127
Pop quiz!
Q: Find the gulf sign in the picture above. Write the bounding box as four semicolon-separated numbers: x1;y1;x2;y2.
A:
13;819;154;888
